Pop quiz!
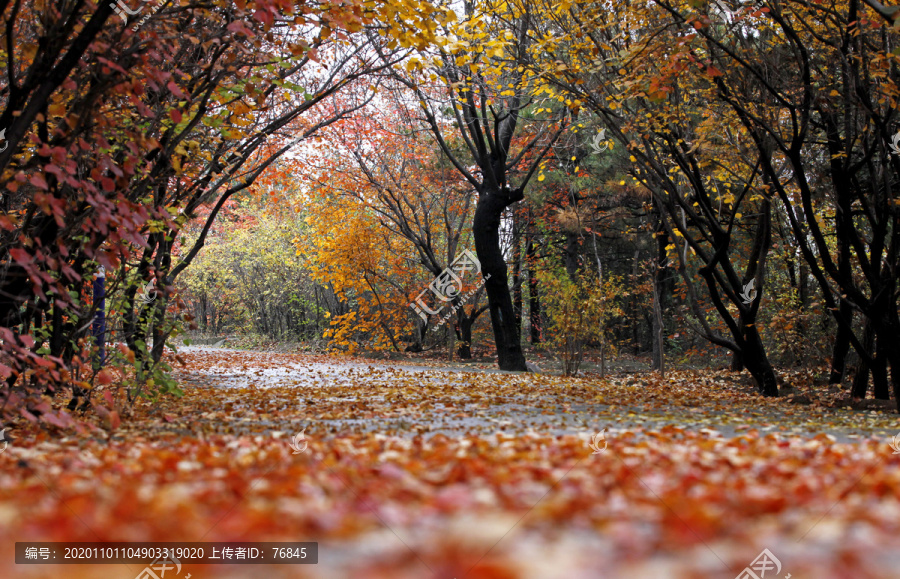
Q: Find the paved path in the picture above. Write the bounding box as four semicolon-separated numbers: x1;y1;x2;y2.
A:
173;347;900;444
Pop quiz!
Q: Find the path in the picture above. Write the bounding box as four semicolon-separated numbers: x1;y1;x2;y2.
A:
173;346;898;443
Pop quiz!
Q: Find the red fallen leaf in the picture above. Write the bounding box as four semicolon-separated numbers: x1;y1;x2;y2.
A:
40;410;73;429
94;404;120;432
162;414;176;423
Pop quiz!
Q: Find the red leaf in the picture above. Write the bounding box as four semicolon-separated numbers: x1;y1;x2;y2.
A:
227;20;255;37
29;174;49;190
167;81;186;99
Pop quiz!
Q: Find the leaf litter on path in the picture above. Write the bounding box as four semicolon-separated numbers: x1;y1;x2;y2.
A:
2;347;899;578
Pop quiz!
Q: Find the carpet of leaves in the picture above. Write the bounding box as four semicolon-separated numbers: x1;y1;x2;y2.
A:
2;347;900;579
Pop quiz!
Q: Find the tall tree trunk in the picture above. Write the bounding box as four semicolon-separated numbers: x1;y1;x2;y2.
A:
199;293;208;334
527;238;541;344
731;351;744;372
512;226;523;336
631;250;640;353
564;232;579;279
829;303;853;384
741;322;778;395
829;214;854;384
872;333;889;400
651;210;667;372
851;319;875;399
473;187;527;371
651;262;665;375
456;314;473;359
886;328;900;413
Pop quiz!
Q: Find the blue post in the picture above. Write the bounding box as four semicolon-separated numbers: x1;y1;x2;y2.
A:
92;266;106;368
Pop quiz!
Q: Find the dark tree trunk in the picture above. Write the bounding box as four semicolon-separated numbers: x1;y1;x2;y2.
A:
887;328;900;413
651;210;667;372
527;238;541;344
631;250;641;353
456;315;473;359
829;303;853;384
473;187;527;371
199;294;208;333
851;319;875;399
512;228;523;335
651;262;664;375
565;232;579;278
741;323;779;395
872;334;890;400
829;212;855;384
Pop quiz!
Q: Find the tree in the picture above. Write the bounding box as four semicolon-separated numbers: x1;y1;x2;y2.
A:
383;0;567;370
295;84;489;356
523;0;783;394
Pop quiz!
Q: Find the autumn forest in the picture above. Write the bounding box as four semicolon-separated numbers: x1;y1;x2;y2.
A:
1;1;900;578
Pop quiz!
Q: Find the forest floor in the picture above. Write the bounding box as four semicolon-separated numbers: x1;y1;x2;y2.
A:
2;346;900;578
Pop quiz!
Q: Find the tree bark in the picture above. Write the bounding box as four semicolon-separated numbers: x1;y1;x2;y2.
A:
740;320;778;395
565;232;579;278
456;314;473;359
829;303;853;384
851;319;875;399
512;225;523;336
872;334;890;400
473;187;527;370
651;263;665;375
527;238;542;344
886;328;900;414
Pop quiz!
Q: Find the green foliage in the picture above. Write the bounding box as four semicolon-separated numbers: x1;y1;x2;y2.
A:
178;209;320;341
536;262;626;376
